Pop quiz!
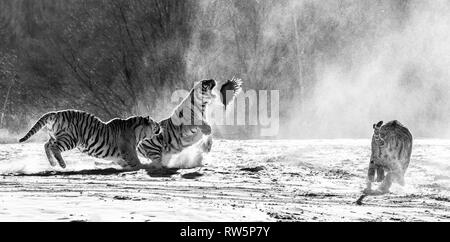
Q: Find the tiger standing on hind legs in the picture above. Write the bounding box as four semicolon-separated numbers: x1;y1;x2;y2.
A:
356;120;413;205
137;78;242;169
19;110;161;171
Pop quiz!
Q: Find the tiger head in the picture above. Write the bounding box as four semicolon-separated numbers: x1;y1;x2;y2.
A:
193;79;217;105
170;79;217;126
135;116;161;141
372;121;385;146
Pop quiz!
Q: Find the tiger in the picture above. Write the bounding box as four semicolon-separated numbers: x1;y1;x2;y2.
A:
137;78;241;168
19;110;161;170
363;120;413;196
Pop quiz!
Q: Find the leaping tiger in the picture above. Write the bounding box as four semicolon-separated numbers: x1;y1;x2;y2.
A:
19;110;161;170
137;78;242;168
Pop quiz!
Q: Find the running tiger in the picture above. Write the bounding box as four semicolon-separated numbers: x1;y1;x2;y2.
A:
358;120;413;202
137;78;242;168
19;110;161;170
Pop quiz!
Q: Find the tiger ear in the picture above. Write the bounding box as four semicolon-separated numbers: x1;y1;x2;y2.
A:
373;121;383;129
376;121;383;127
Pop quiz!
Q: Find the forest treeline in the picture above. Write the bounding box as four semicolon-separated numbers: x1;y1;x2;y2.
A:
0;0;412;136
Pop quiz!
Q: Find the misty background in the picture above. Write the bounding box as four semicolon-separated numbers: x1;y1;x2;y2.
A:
0;0;449;139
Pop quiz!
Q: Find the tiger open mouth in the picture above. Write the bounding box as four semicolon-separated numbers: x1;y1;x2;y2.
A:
202;79;216;90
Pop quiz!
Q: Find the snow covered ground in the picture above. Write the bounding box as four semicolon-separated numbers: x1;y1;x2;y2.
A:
0;139;449;221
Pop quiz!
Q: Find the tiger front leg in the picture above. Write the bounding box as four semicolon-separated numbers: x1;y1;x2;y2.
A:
118;145;142;171
201;135;213;153
44;138;57;167
116;158;142;171
372;171;397;195
363;170;389;195
364;160;376;194
367;160;376;182
376;165;385;182
49;133;77;168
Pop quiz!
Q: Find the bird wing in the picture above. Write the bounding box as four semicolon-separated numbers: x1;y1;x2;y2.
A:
219;77;242;108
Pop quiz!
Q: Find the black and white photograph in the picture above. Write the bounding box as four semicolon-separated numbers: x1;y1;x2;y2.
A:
0;0;449;225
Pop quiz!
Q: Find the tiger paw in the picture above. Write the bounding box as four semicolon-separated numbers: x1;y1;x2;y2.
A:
376;186;390;194
120;164;142;171
362;188;381;196
202;136;213;153
364;188;389;196
362;188;373;195
199;125;212;135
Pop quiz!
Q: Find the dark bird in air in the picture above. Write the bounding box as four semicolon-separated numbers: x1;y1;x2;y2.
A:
219;77;242;108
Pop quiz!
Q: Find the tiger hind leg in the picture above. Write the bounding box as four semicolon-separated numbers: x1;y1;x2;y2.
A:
50;133;77;169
